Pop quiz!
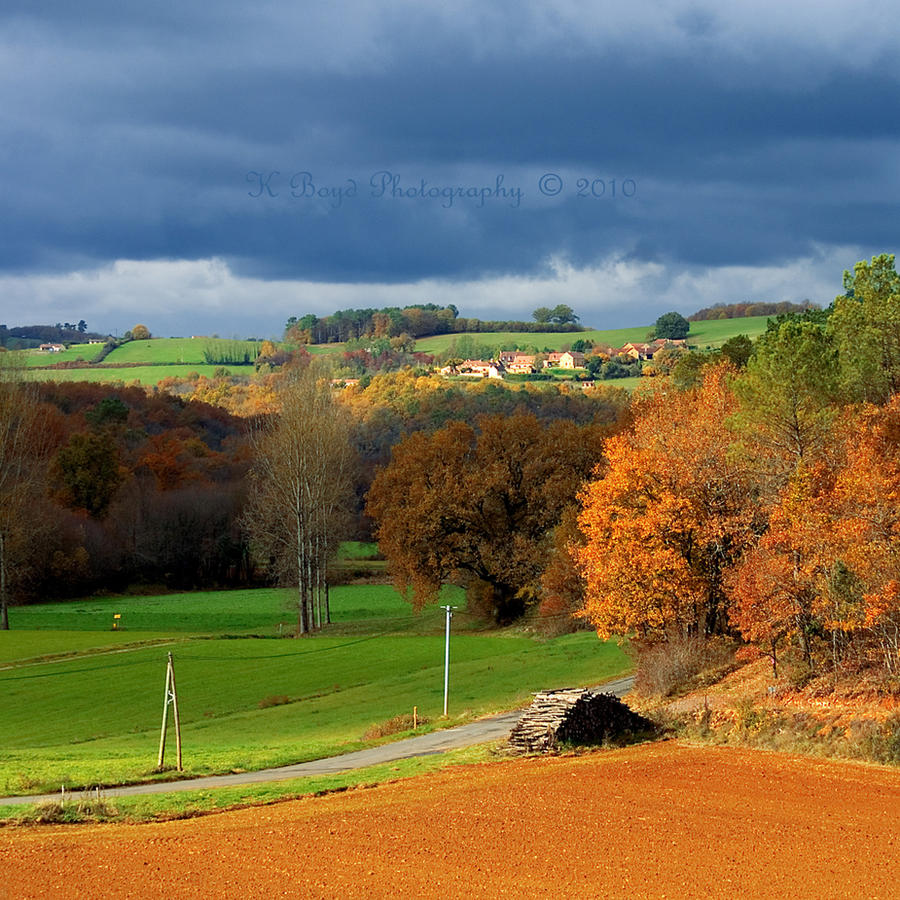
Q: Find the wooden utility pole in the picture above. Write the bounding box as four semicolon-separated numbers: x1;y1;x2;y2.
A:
157;652;183;771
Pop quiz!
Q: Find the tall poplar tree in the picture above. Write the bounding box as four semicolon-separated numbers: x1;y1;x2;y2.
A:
244;363;356;634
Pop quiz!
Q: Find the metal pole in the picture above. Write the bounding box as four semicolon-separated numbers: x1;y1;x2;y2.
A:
442;605;453;717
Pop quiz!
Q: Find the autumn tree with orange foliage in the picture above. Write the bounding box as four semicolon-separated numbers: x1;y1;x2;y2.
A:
830;399;900;674
577;365;762;640
367;413;607;624
732;396;900;677
729;465;839;676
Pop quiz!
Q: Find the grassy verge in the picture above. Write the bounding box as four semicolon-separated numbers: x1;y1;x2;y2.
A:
631;653;900;770
0;744;498;826
656;700;900;767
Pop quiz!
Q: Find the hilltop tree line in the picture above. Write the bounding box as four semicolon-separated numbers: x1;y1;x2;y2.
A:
285;303;584;344
689;300;819;322
0;322;107;349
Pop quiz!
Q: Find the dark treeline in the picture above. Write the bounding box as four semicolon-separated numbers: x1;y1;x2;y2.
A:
286;304;584;344
9;382;253;604
689;300;819;321
0;323;109;348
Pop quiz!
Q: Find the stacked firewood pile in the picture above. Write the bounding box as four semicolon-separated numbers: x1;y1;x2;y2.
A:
507;688;655;754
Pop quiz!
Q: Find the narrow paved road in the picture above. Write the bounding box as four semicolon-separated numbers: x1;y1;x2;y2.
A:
0;675;634;807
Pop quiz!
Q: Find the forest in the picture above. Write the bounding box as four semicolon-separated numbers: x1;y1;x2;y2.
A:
2;254;900;686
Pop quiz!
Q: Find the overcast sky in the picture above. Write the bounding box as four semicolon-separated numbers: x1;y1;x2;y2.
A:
2;1;897;337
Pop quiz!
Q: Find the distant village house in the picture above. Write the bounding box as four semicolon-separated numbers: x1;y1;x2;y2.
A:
504;353;536;374
544;350;585;369
453;359;502;378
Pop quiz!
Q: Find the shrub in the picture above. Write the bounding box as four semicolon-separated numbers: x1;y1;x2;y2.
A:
855;713;900;765
258;695;291;709
18;794;119;825
363;713;428;740
634;635;737;698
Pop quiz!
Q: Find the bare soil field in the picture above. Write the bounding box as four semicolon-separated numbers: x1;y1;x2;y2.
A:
2;742;899;899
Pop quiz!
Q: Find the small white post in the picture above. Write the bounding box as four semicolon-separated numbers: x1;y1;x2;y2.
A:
441;605;456;717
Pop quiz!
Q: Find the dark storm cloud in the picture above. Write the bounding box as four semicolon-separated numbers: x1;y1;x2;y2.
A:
1;1;897;330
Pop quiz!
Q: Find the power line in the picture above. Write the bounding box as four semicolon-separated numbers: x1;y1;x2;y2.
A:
177;632;389;660
0;656;158;683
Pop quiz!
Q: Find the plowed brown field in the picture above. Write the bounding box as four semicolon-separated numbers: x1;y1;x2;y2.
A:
3;742;899;899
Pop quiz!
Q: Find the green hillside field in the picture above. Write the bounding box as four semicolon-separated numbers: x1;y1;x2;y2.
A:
0;583;629;798
14;317;773;388
25;365;228;385
685;316;771;347
414;316;772;355
103;338;261;365
23;346;106;367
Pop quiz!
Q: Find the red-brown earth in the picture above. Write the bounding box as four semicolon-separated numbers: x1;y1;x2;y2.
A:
2;742;899;899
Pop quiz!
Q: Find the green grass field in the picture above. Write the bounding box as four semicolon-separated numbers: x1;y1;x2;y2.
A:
6;584;434;634
14;319;772;389
600;375;644;392
102;338;264;365
24;346;105;366
0;583;629;796
686;316;771;347
9;317;776;399
24;337;269;372
414;317;771;355
338;541;383;560
26;364;229;385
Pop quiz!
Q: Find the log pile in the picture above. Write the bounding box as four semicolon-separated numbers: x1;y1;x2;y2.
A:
507;688;654;754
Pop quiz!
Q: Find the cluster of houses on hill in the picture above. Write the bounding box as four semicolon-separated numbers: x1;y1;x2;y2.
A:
617;338;687;359
442;350;585;379
441;338;687;379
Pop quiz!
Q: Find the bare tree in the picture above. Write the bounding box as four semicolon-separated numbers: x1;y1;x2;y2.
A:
0;355;48;629
244;363;356;634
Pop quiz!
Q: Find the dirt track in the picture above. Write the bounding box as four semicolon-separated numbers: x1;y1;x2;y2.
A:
3;742;899;899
